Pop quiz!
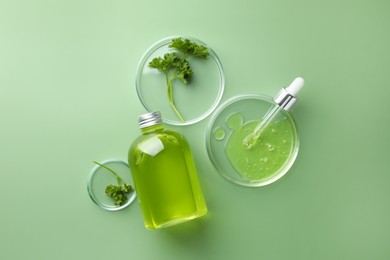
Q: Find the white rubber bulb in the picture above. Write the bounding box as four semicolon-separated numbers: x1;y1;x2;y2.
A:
286;77;304;96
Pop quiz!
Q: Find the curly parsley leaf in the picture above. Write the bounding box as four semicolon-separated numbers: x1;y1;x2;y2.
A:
93;161;133;206
169;38;210;58
148;37;209;122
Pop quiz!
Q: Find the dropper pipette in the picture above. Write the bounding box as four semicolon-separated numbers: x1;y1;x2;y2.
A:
243;77;304;149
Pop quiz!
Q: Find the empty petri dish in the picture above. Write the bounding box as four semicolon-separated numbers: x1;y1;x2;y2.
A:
87;159;137;211
206;94;299;187
135;36;225;126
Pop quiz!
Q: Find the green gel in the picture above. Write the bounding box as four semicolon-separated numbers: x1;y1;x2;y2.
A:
225;118;294;181
226;112;243;129
213;127;226;140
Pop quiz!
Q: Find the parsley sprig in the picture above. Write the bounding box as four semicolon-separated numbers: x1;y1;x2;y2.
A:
93;161;133;206
149;37;209;122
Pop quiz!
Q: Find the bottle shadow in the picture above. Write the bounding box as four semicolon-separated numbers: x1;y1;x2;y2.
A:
158;214;211;246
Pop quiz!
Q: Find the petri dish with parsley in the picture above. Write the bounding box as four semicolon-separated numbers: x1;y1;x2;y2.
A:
87;159;137;211
135;36;225;126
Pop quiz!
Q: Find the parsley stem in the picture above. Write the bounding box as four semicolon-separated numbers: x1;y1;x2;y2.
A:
167;78;185;122
93;161;124;185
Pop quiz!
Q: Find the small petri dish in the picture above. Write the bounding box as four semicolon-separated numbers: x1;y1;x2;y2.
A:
206;94;299;187
87;159;137;211
135;36;225;126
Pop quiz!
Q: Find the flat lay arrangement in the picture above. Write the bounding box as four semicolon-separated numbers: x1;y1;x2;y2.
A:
88;36;304;228
3;2;389;259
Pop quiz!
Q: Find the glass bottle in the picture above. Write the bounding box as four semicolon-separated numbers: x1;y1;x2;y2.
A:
128;111;208;229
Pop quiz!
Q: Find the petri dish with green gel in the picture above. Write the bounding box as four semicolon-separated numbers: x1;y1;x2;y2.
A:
206;94;299;187
87;159;137;211
135;36;225;126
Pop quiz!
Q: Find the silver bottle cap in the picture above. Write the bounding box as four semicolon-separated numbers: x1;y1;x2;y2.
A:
138;111;163;129
273;77;304;111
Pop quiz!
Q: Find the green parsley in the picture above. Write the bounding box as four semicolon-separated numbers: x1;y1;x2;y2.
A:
92;161;133;206
149;37;209;122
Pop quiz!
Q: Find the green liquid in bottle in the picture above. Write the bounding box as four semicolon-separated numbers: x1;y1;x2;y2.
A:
128;113;207;229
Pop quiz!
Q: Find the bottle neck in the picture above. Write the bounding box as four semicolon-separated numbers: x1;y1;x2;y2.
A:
141;123;164;134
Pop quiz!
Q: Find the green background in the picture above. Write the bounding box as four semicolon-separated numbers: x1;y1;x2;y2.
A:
1;0;389;259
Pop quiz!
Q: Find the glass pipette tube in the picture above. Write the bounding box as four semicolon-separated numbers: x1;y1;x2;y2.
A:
243;103;283;149
243;77;304;149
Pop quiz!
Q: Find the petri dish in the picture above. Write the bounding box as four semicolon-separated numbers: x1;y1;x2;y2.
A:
87;159;137;211
206;94;299;187
135;36;225;126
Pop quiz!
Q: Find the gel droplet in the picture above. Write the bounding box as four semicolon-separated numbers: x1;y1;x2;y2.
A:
265;143;274;151
261;157;269;163
226;112;244;130
213;127;226;141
